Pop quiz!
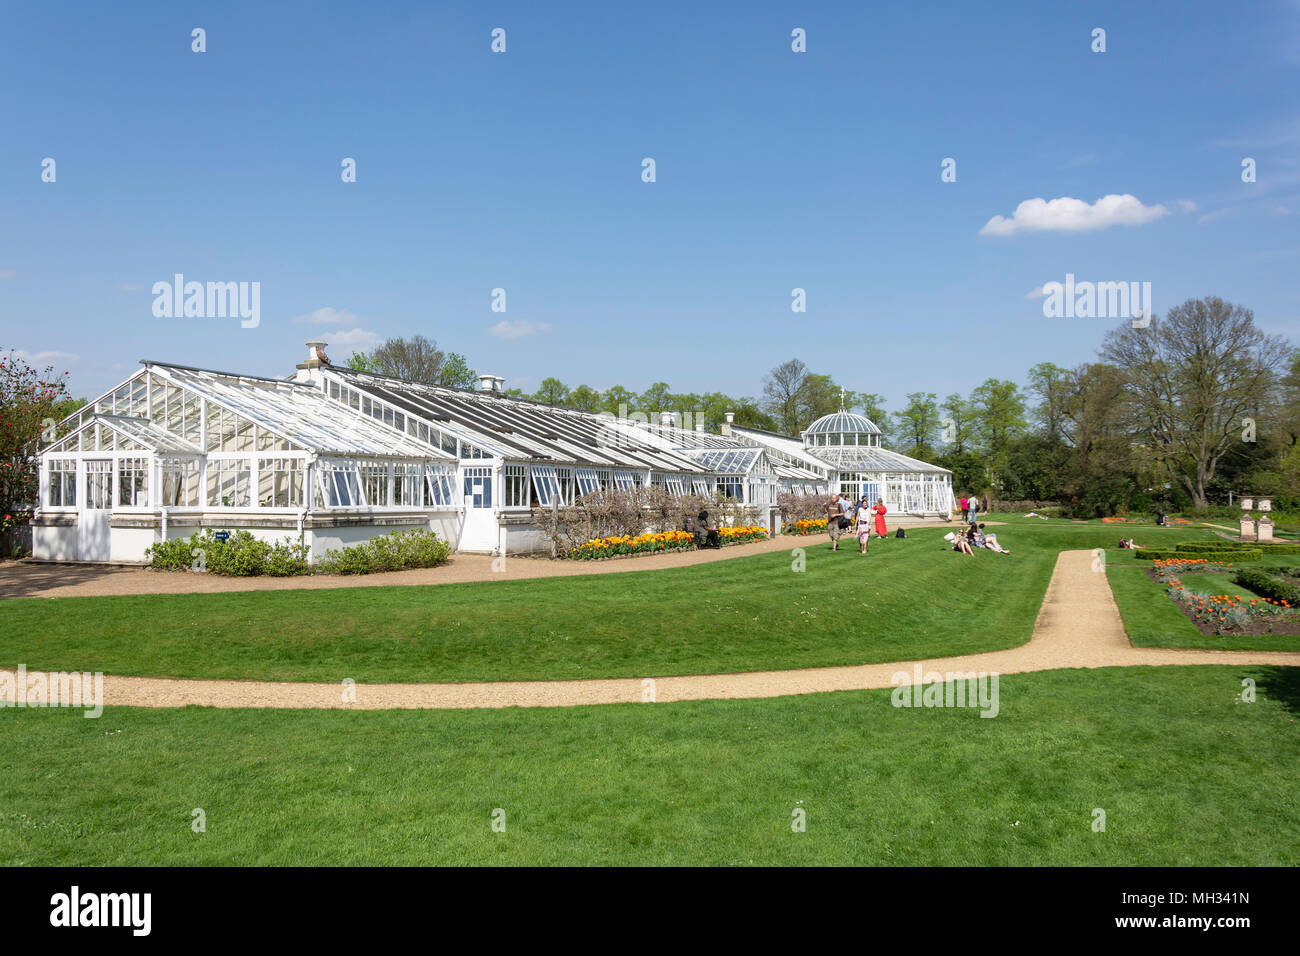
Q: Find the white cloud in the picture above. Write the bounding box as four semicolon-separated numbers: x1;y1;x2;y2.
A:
980;193;1172;236
293;306;360;325
1173;199;1198;213
1024;286;1048;299
8;349;80;364
490;319;552;340
0;268;16;280
324;328;382;350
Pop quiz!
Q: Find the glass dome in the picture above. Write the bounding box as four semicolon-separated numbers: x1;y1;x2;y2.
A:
802;409;882;449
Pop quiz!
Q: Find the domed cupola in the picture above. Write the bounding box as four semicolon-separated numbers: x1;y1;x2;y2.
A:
802;403;882;449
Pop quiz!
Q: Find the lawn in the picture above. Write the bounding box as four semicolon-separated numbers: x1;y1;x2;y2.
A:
1;666;1296;866
1107;553;1300;652
0;523;1210;683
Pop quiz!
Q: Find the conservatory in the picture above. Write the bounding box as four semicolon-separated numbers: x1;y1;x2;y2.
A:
33;361;459;563
733;407;954;518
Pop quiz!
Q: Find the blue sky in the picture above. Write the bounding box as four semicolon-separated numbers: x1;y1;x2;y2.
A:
2;0;1298;412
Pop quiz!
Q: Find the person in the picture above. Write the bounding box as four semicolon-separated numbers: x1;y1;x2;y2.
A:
1155;511;1167;527
853;496;872;554
947;529;974;555
969;494;979;524
825;494;845;552
873;498;888;539
977;523;1011;554
696;510;722;549
959;495;969;521
1118;538;1145;550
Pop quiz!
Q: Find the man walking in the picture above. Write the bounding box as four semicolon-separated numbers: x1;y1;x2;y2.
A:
969;494;979;524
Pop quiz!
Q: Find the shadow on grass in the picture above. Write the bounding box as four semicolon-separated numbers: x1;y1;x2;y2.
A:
1254;666;1300;716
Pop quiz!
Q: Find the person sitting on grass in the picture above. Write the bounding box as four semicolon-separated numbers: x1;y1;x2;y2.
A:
696;510;722;549
945;530;975;555
977;523;1011;554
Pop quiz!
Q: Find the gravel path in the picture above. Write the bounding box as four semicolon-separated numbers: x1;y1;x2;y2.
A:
0;525;967;599
4;549;1296;710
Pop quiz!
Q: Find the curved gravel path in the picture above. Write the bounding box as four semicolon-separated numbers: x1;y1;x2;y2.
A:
4;549;1296;710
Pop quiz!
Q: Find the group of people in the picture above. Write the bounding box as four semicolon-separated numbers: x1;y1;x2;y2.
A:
958;494;981;523
825;493;888;554
947;522;1011;555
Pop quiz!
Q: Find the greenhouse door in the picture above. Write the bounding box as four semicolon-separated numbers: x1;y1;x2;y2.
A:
78;459;113;562
459;466;497;552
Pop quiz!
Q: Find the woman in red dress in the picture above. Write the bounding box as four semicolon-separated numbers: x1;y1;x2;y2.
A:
872;498;888;539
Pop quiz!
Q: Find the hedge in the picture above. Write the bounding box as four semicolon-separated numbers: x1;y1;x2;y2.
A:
144;529;310;576
1176;541;1300;554
1234;568;1300;606
1135;549;1262;562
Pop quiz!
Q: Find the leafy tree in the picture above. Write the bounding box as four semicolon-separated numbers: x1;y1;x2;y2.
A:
533;377;570;406
346;351;378;372
892;392;940;454
1099;297;1290;510
600;385;637;416
969;378;1027;463
939;392;974;453
567;384;603;413
438;352;478;390
1026;362;1070;441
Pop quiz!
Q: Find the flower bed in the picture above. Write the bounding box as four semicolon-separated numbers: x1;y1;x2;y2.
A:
1164;577;1296;634
1150;557;1234;580
783;518;828;536
569;527;768;560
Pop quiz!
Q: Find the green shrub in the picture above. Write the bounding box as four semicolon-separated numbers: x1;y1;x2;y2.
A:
1176;541;1300;554
1234;568;1300;606
145;530;309;576
317;529;452;575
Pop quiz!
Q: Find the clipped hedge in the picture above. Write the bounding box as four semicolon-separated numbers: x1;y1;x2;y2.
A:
317;528;451;575
1135;548;1262;562
1176;541;1300;555
1234;568;1300;606
145;529;310;576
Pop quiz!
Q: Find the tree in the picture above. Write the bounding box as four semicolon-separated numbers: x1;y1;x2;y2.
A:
891;392;940;454
969;378;1027;462
1099;296;1291;510
761;359;810;434
1026;362;1070;440
438;352;478;390
600;385;637;416
939;392;974;453
568;384;603;413
346;351;378;372
1;350;73;556
637;382;672;417
366;335;446;383
533;377;570;406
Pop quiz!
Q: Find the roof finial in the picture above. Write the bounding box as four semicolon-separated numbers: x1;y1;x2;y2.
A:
839;386;846;411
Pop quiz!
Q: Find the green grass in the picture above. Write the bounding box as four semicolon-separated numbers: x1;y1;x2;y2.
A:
2;666;1296;865
1107;554;1300;651
0;524;1212;683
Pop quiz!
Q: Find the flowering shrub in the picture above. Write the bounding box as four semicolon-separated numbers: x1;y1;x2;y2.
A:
1;350;78;557
1151;557;1233;580
1165;576;1293;632
571;530;696;560
777;492;828;524
784;518;829;535
569;526;767;560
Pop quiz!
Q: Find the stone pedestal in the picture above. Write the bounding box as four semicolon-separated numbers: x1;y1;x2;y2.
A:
1239;515;1257;541
1258;515;1274;543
